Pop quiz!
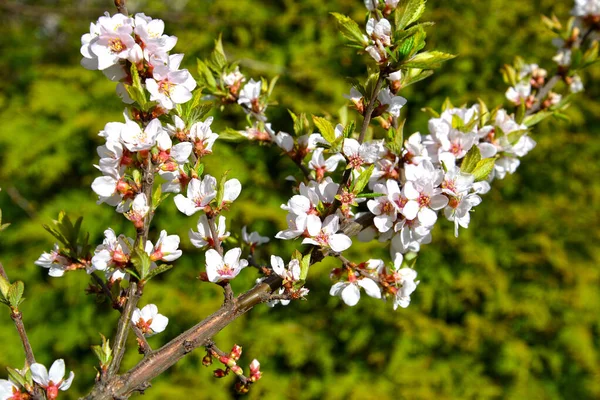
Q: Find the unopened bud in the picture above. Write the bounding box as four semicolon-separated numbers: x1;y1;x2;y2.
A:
235;382;250;394
202;353;213;366
230;365;244;376
213;368;227;378
230;344;243;361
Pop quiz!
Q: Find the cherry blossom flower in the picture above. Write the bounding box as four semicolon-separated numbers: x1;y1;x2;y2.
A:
31;359;74;400
35;244;70;277
149;230;182;262
367;180;402;233
238;79;265;115
133;13;177;61
343;138;380;169
302;215;352;252
271;256;301;283
132;304;169;336
189;117;219;156
572;0;600;17
125;193;150;228
392;266;419;309
205;248;248;282
91;228;132;273
146;54;196;110
174;175;217;216
242;226;270;248
120;118;163;152
0;379;23;400
189;215;230;249
330;276;381;306
377;88;407;118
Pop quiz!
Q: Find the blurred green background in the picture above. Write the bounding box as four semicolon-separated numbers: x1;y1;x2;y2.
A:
1;0;599;399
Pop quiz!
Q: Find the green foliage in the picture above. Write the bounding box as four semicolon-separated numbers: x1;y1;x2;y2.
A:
0;0;599;399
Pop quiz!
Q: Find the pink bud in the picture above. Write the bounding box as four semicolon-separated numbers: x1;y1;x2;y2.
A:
230;344;243;361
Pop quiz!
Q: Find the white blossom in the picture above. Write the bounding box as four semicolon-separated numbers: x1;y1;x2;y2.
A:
132;304;169;336
31;359;75;398
174;175;217;216
205;248;248;282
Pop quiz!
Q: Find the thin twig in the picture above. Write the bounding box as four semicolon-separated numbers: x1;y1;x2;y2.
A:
114;0;128;16
0;263;36;367
526;75;561;116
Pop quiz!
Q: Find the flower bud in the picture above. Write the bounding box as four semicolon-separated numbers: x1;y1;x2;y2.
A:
230;365;244;376
213;368;227;378
235;382;250;394
202;353;213;366
230;344;243;361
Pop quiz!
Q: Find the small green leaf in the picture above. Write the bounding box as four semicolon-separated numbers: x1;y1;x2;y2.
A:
131;249;152;280
299;253;311;282
197;59;217;89
144;264;174;282
460;146;481;173
523;110;553;127
216;170;229;206
403;51;456;69
7;367;27;388
8;281;24;308
352;165;375;195
356;192;386;198
421;107;440;118
0;275;10;299
395;0;427;30
330;13;367;46
209;35;227;71
312;116;336;143
471;158;496;182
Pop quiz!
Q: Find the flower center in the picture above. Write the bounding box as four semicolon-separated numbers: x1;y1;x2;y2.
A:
109;38;126;53
159;79;174;95
418;194;430;208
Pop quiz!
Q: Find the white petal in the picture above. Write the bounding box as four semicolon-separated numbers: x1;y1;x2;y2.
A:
341;284;361;306
173;195;199;216
48;359;66;384
31;363;49;386
223;179;242;202
329;234;352;252
59;371;75;391
418;207;438;226
402;200;419;220
223;247;242;267
150;314;169;333
306;215;322;237
358;278;381;299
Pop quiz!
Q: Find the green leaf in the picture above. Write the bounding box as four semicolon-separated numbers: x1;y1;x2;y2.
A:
352;165;375;194
421;107;439;118
0;275;10;299
144;264;174;281
397;36;415;60
8;281;24;308
312;116;336;143
403;51;456;69
7;367;26;388
356;192;386;198
127;63;148;110
209;35;227;71
460;146;481;173
395;0;427;30
471;158;496;182
197;59;217;89
343;121;355;138
216;170;229;206
330;13;367;46
91;334;113;366
506;129;529;145
299;253;311;282
523;110;553;127
131;249;152;280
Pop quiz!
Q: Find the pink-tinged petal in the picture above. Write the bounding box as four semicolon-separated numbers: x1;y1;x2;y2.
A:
393;253;404;271
140;304;158;321
301;238;319;247
150;314;169;333
173;195;198;216
31;363;49;386
342;138;360;156
358;278;381;299
223;179;242;202
223;248;242;266
287;195;311;214
418;207;438;226
171;142;192;164
321;215;340;235
92;176;117;197
478;142;497;159
205;249;222;270
271;256;285;277
402;200;419;220
374;215;393;233
341;284;361;306
429;194;449;210
161;250;182;262
386;179;401;195
59;371;75;391
170;85;193;104
403;182;419;200
329;282;346;296
132;309;142;323
156;131;172;151
306;215;322;237
0;380;15;397
329;234;352;252
48;359;66;384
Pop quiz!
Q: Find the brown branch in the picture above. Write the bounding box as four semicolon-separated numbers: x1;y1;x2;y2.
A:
0;263;36;367
526;75;561;116
358;73;385;143
114;0;128;16
106;156;154;378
